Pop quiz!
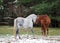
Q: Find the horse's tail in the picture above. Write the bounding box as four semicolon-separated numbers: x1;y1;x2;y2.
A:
13;19;17;39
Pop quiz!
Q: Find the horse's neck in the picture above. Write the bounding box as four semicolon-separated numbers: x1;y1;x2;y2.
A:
26;15;32;19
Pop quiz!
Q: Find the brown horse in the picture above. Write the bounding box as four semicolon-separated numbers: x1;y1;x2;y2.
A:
36;14;51;36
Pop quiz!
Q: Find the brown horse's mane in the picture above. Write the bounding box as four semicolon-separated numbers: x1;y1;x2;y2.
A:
37;14;48;17
37;14;49;20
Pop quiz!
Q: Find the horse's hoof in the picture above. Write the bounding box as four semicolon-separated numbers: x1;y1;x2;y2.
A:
31;37;36;39
33;37;36;39
19;37;22;39
7;40;11;43
32;38;36;39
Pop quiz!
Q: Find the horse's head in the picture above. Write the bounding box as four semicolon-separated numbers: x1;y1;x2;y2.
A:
35;16;40;24
31;14;37;23
26;14;37;23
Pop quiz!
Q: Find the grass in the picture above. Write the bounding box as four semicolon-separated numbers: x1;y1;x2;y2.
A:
0;26;60;36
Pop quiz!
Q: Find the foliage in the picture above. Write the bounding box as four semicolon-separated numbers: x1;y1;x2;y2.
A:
30;0;60;21
19;0;32;3
0;0;60;27
0;0;3;9
31;3;50;14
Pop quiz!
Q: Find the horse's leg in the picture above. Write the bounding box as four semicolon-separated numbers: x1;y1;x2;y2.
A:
25;28;34;39
47;28;48;35
41;26;45;36
46;24;49;36
16;28;21;39
41;24;44;36
42;24;47;36
44;25;48;36
16;23;22;39
41;21;45;36
30;28;35;39
31;29;34;35
45;25;48;36
26;28;29;39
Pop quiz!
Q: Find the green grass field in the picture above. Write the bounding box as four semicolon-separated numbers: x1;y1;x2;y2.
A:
0;26;60;36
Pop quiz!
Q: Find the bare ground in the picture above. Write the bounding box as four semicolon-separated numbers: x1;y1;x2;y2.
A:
0;34;60;43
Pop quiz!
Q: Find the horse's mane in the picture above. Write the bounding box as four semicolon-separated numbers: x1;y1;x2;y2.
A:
26;14;36;18
37;14;48;17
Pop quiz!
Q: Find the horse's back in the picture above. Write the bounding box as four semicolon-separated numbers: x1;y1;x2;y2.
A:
14;17;33;28
36;14;51;24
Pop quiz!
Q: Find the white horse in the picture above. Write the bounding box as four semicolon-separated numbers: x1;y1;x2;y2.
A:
13;14;37;39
